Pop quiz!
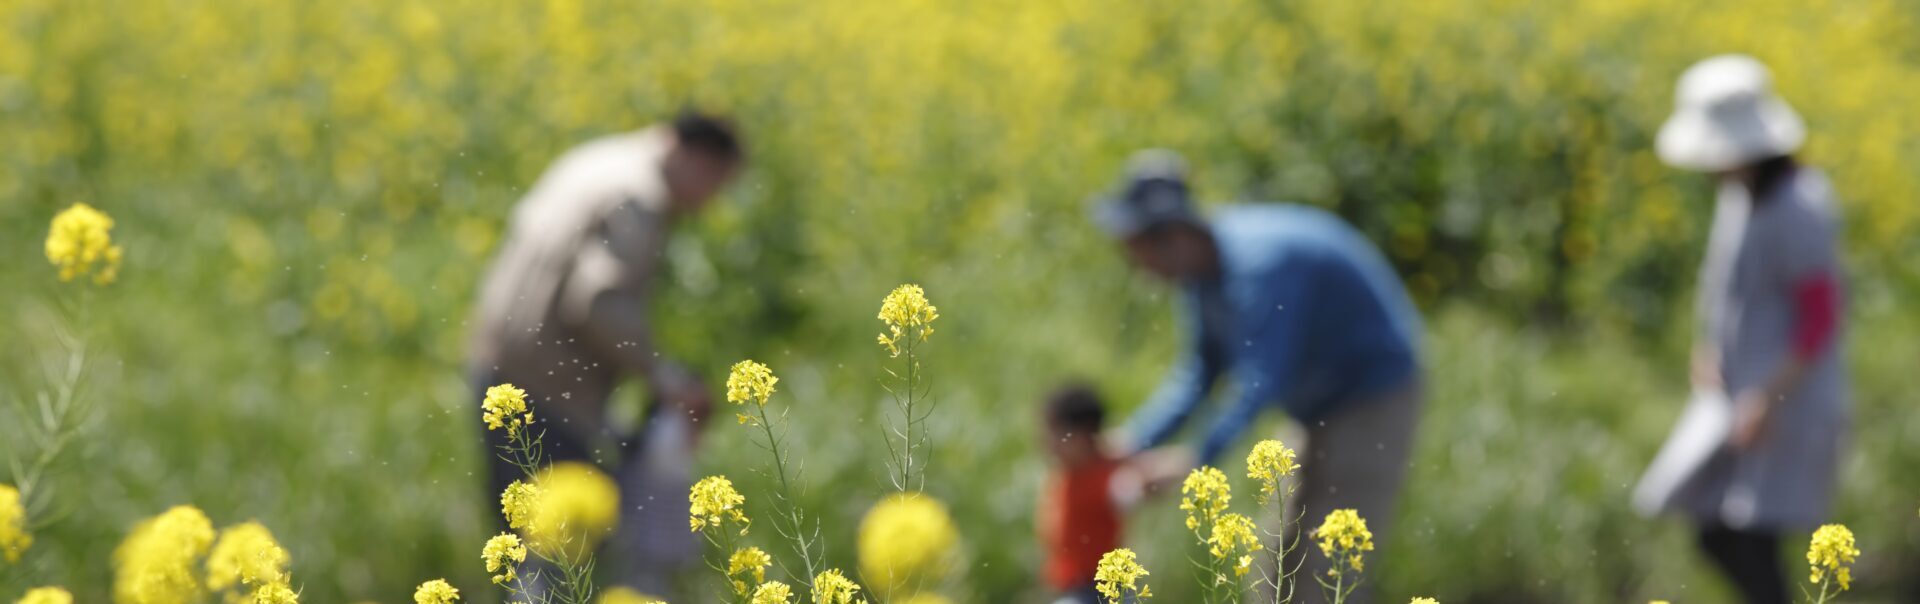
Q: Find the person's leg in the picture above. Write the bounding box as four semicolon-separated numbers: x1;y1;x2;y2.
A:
1283;380;1422;604
608;405;700;598
1696;524;1787;604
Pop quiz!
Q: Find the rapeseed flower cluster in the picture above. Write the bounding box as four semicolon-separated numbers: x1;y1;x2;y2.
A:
15;588;73;604
480;533;526;585
1208;513;1261;579
858;494;958;598
1093;548;1151;602
728;546;773;597
480;383;532;436
112;505;217;604
0;484;28;563
811;568;866;604
750;581;794;604
524;461;620;559
1246;439;1299;505
1180;466;1232;535
412;579;459;604
876;284;938;356
1807;523;1859;595
44;202;123;285
205;521;295;600
690;475;750;535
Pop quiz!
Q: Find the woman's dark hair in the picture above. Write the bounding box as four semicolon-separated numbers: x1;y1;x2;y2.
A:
671;111;743;161
1748;154;1799;203
1045;383;1106;432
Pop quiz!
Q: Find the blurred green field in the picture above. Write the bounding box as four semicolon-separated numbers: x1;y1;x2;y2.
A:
4;0;1920;602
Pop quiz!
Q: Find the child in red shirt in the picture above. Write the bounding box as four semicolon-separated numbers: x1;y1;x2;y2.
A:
1037;384;1142;603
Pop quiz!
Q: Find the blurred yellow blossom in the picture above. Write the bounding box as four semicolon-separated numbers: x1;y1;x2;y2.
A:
1807;523;1859;591
595;587;665;604
689;475;749;534
0;484;28;563
499;480;539;531
1208;512;1261;578
728;546;772;596
480;533;526;585
112;505;216;604
1314;509;1375;576
206;521;291;592
44;202;123;285
1179;466;1232;534
15;587;72;604
811;568;865;604
411;579;459;604
749;581;793;604
481;384;532;435
1246;439;1300;505
1093;548;1151;602
876;284;938;356
525;462;619;559
858;493;958;598
1412;599;1439;604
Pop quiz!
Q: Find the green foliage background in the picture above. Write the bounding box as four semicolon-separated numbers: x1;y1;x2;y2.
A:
3;0;1919;601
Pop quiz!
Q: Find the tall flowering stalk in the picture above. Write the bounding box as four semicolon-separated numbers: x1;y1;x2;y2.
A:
876;284;938;492
1311;509;1374;604
1180;466;1242;603
1806;523;1859;604
480;383;599;604
726;359;826;592
1246;439;1304;603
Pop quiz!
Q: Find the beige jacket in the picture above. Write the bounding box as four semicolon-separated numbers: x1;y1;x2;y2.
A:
469;127;693;436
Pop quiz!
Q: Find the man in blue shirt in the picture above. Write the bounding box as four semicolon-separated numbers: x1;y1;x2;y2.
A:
1094;150;1424;604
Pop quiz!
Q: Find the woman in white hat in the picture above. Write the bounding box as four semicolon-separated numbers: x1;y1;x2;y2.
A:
1635;54;1849;604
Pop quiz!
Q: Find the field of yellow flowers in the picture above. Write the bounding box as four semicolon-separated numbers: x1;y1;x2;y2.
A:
4;0;1920;602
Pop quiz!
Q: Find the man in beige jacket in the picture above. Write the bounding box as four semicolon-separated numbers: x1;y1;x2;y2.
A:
469;113;742;595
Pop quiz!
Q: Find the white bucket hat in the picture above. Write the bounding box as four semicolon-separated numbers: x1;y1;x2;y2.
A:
1656;54;1806;172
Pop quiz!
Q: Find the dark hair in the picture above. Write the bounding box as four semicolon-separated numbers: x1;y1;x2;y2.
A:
1748;154;1798;203
671;111;743;162
1045;383;1106;432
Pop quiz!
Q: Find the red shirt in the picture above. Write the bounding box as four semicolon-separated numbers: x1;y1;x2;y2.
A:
1039;457;1123;590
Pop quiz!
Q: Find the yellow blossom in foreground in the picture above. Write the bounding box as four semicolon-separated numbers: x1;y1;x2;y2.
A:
1094;548;1152;602
858;493;958;598
1807;523;1859;591
1208;513;1261;578
16;587;73;604
45;202;124;285
750;581;794;604
897;596;952;604
1246;439;1300;505
726;360;779;407
1412;599;1440;604
596;587;666;604
689;475;749;535
500;480;540;531
1649;601;1670;604
812;568;866;604
1313;509;1375;576
0;484;28;563
251;583;299;604
112;505;216;604
877;284;938;356
1179;466;1232;534
206;521;291;591
525;462;619;560
728;546;772;596
413;579;459;604
481;533;527;585
481;384;533;435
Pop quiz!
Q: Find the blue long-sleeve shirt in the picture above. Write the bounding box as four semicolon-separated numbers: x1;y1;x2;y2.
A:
1123;203;1423;465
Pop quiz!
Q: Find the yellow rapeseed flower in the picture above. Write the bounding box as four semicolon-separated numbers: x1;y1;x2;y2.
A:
481;384;533;435
1246;439;1300;505
876;284;938;356
858;493;959;598
596;587;666;604
812;568;866;604
206;521;291;592
0;484;28;563
481;533;527;585
1411;599;1439;604
726;360;779;407
250;583;299;604
1313;509;1375;576
750;581;794;604
112;505;216;604
15;587;73;604
1179;466;1232;535
525;462;619;559
728;546;772;596
1093;548;1152;602
689;475;749;535
500;480;540;531
44;202;124;285
1807;523;1859;591
1208;513;1261;578
412;579;459;604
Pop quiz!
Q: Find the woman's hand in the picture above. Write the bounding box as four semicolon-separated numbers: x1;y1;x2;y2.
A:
1128;446;1198;497
1730;389;1775;451
1691;345;1723;393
